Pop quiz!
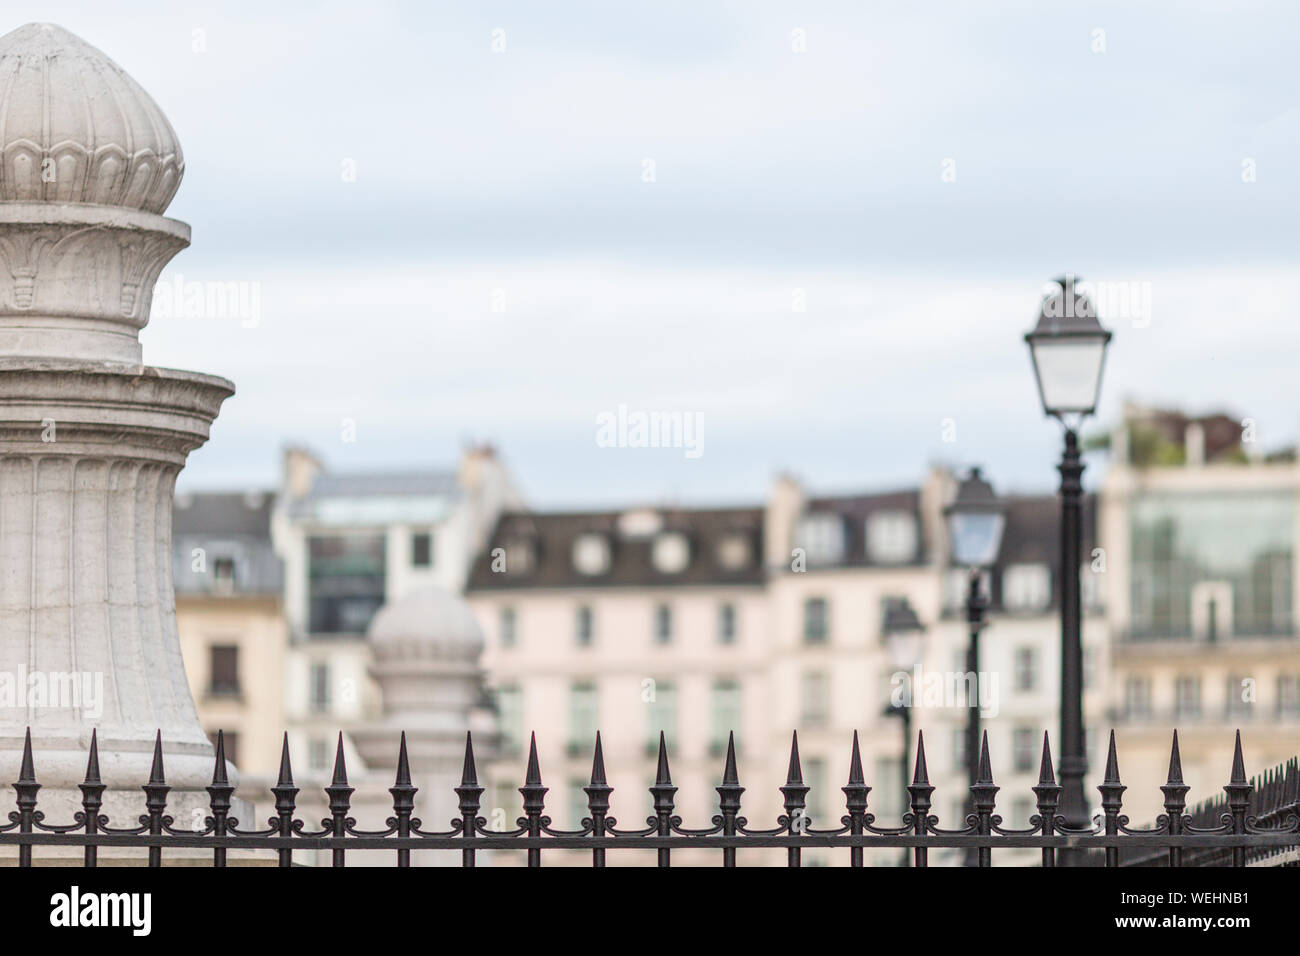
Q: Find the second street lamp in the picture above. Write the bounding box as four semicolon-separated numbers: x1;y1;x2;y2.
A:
944;467;1005;867
1024;274;1113;865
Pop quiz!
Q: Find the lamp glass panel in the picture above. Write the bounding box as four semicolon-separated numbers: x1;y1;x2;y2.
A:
1029;337;1107;414
947;512;1005;567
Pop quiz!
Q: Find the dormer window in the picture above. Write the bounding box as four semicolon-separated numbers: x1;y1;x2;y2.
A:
502;537;537;576
212;556;236;592
866;511;917;565
1003;563;1051;611
796;513;845;566
716;533;752;571
652;532;690;574
572;533;611;576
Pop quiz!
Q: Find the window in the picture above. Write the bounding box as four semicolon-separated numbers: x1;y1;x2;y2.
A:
568;682;598;753
496;685;523;756
1013;727;1036;772
647;681;677;754
651;532;690;574
208;645;239;697
501;538;536;576
952;728;966;771
411;531;432;568
1174;675;1201;719
716;534;752;571
1129;492;1293;639
1083;646;1097;689
718;603;737;644
1003;563;1051;612
308;738;328;771
1124;675;1151;719
944;568;991;611
572;533;611;576
710;679;742;754
805;757;828;822
866;511;918;565
575;605;594;647
309;663;330;713
1279;675;1300;719
803;597;829;644
795;513;846;566
654;603;673;645
568;778;588;829
1012;797;1033;828
212;556;236;591
800;671;829;726
308;534;386;634
1225;674;1252;718
875;758;902;819
1013;647;1037;693
499;607;517;648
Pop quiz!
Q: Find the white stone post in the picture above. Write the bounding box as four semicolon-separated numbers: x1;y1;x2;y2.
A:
0;24;235;839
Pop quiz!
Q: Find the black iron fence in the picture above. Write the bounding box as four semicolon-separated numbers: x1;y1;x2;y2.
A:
2;725;1296;867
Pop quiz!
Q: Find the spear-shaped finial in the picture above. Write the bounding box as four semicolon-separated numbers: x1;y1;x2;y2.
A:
460;731;478;788
83;729;102;789
1098;729;1125;811
842;729;870;813
970;730;998;811
14;727;38;807
519;732;547;814
780;730;809;822
1224;729;1252;806
716;731;744;814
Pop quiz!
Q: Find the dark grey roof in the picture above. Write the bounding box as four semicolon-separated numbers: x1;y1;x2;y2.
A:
172;492;283;597
803;488;926;566
307;471;460;499
468;507;765;591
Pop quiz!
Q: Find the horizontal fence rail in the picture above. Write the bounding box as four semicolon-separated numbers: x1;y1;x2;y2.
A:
1;726;1297;867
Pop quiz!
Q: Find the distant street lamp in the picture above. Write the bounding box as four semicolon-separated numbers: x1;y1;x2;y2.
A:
944;467;1005;867
1024;275;1112;864
882;597;925;866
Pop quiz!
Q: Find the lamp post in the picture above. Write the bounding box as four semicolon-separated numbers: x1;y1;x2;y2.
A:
1024;275;1112;865
882;597;925;866
944;467;1006;866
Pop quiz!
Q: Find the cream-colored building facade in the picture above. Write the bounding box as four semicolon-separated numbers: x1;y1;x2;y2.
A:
1101;420;1300;823
173;492;287;788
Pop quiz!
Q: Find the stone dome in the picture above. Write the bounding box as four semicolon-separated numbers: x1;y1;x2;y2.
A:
367;587;486;661
0;23;184;214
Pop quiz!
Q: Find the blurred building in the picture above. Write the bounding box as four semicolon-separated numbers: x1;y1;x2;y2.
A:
173;491;287;784
466;504;769;864
914;491;1108;865
272;444;521;782
466;466;1111;865
1102;413;1300;821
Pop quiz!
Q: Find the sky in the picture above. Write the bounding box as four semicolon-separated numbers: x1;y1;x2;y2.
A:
8;1;1299;507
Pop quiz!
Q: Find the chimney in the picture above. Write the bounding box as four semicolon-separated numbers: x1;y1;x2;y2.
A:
283;445;323;499
1185;422;1205;467
764;472;804;570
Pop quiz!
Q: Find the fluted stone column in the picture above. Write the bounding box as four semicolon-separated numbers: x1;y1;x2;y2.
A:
0;23;235;836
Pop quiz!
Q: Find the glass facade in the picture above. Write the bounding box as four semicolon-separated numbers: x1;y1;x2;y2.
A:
1129;492;1293;639
307;533;387;634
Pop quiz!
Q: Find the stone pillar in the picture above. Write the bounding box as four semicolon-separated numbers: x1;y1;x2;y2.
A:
0;24;234;831
351;588;498;866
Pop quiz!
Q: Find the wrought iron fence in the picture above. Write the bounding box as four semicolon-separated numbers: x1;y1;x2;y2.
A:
1;725;1296;867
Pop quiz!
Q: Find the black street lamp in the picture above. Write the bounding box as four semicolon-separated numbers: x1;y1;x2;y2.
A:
1024;274;1112;864
944;467;1005;866
882;597;925;866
